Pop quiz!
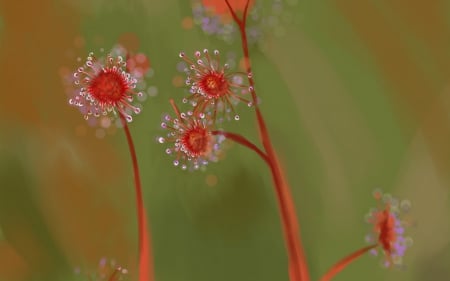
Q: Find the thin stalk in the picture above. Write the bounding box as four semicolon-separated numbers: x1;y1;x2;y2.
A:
211;130;269;165
320;244;378;281
119;113;154;281
107;268;120;281
224;1;310;280
266;152;309;281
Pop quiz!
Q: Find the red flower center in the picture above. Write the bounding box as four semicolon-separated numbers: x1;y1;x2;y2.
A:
88;69;128;105
182;126;211;157
375;208;397;254
199;72;229;98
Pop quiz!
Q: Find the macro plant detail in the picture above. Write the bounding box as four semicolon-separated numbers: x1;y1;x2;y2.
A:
158;99;225;170
59;1;417;281
179;49;250;122
174;1;415;281
162;1;311;281
74;257;128;281
319;190;413;281
67;50;154;281
365;190;413;268
70;52;144;123
191;0;296;46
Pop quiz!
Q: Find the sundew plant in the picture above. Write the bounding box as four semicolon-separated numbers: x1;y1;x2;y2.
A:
65;1;415;280
6;0;450;281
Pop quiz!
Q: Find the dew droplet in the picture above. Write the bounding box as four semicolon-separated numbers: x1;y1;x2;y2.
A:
165;148;172;154
161;122;167;129
214;50;219;55
158;137;165;143
369;248;378;256
195;51;201;57
364;212;374;223
179;51;185;58
247;72;253;78
203;49;209;54
173;160;180;166
404;237;413;247
248;86;254;92
182;98;188;104
181;165;187;170
400;200;411;212
247;102;253;107
134;107;141;114
234;115;240;121
126;115;133;122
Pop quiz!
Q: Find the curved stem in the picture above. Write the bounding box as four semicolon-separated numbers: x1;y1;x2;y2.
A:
267;151;310;281
225;1;310;280
320;244;378;281
224;0;256;104
224;0;242;26
119;113;154;281
211;130;269;165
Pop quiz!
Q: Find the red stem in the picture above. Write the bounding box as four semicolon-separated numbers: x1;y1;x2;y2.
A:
320;244;378;281
211;130;269;165
224;1;310;281
119;113;154;281
107;268;119;281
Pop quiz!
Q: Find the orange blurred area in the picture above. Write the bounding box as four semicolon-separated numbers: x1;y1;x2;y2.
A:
0;241;29;281
202;0;254;15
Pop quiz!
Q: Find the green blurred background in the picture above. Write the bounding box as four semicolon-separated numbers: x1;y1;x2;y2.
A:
0;0;450;280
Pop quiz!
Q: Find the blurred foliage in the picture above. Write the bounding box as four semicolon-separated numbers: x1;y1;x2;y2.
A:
0;0;450;281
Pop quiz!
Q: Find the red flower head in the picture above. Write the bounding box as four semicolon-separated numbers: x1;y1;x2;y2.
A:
179;49;250;122
365;189;413;268
69;52;144;123
158;99;225;170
